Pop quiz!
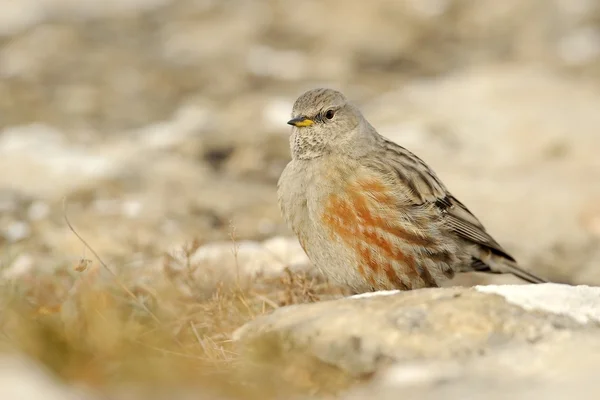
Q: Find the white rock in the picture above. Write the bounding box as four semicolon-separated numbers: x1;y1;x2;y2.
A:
350;290;401;299
1;254;34;279
0;0;43;37
0;124;118;199
557;27;600;66
380;362;459;386
261;236;309;269
121;199;143;218
0;355;80;400
180;236;309;279
476;283;600;324
27;201;50;221
3;221;31;242
133;103;210;150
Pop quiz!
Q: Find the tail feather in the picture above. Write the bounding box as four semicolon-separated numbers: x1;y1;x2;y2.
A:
497;260;547;284
471;257;547;284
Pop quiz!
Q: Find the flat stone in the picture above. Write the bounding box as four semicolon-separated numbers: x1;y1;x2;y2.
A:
234;284;600;380
344;331;600;400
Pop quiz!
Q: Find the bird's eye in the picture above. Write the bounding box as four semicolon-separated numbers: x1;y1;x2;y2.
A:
325;109;336;120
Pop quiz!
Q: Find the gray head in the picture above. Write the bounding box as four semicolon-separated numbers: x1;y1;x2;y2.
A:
287;88;373;160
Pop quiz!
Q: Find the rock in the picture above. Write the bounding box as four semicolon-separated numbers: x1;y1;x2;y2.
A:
0;355;84;400
476;283;600;323
188;236;310;276
2;220;31;242
343;331;600;399
0;124;119;199
0;354;231;400
234;284;600;393
161;236;311;297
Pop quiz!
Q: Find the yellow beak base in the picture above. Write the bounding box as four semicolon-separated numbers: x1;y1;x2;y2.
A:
287;116;314;127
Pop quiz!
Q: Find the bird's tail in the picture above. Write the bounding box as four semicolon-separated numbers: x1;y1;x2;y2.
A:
497;259;547;284
472;254;547;284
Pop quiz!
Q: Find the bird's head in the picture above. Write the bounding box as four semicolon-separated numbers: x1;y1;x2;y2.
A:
287;88;366;160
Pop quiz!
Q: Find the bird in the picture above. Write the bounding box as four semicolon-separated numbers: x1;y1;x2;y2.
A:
277;88;546;293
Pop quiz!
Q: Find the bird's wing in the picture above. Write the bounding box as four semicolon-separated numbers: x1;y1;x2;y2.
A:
433;195;515;261
372;139;515;261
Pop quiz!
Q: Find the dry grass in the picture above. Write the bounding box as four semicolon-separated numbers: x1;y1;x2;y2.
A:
0;234;351;399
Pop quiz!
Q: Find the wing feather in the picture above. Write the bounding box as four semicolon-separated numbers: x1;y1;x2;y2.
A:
375;139;515;261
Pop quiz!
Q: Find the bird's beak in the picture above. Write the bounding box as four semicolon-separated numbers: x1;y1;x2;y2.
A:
287;116;314;127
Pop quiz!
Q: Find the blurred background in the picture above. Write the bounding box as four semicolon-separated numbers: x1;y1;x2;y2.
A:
1;0;599;285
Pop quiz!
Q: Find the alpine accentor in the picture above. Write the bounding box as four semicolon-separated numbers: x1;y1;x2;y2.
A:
277;88;545;293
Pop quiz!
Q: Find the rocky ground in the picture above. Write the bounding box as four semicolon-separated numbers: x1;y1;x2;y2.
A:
1;0;600;399
236;284;600;399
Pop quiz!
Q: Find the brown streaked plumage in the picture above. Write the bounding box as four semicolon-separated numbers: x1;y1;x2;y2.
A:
277;88;546;293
